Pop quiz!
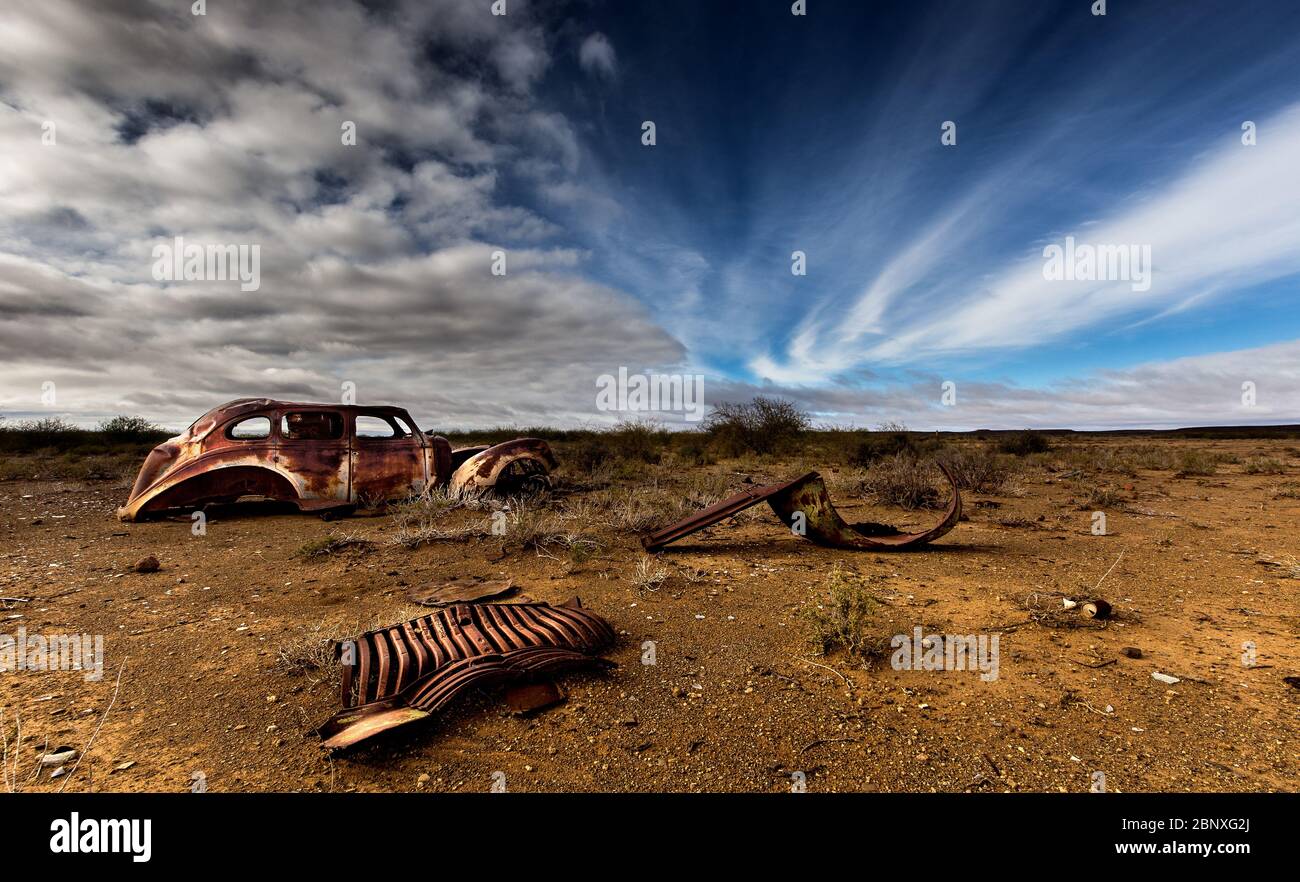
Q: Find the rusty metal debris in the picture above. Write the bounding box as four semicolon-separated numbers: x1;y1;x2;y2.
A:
117;398;556;521
641;466;961;552
317;598;615;749
405;577;516;607
504;680;567;715
449;437;558;497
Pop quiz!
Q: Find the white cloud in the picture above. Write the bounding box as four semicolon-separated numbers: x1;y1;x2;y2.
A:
730;338;1300;431
578;33;617;79
757;103;1300;378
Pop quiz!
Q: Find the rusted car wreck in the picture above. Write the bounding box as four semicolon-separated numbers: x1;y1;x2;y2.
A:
117;398;557;521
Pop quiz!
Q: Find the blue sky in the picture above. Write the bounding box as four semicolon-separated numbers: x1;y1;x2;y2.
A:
538;0;1300;398
1;0;1299;430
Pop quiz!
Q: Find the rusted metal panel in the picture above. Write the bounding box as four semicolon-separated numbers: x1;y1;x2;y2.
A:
449;437;558;497
117;400;554;520
505;680;567;715
318;599;615;748
406;577;517;606
642;466;962;552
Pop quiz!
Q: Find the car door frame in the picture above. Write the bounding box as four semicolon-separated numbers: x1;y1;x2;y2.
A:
348;409;428;504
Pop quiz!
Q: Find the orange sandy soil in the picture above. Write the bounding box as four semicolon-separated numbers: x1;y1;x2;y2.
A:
1;438;1296;793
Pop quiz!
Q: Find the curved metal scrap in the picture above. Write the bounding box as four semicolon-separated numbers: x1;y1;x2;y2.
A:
767;466;961;549
449;437;558;497
641;465;961;552
317;598;615;749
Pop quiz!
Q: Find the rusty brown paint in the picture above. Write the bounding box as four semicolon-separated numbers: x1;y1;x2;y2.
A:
117;399;549;521
641;465;962;552
449;437;559;497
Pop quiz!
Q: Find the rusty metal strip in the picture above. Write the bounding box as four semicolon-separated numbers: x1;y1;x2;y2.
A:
642;466;962;552
640;474;811;552
319;599;616;749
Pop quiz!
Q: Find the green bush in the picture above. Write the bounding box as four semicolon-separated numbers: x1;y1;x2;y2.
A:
802;566;879;658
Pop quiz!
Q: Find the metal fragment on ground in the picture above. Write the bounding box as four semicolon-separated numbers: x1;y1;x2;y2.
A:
406;577;516;606
641;466;962;552
505;680;567;715
317;598;615;749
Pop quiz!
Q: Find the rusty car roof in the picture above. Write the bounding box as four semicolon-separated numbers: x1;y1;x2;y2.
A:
195;398;418;425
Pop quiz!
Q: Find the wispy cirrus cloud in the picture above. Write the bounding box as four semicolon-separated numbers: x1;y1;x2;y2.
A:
754;102;1300;382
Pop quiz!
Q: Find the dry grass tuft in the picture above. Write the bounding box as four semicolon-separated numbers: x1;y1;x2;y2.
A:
296;532;375;558
1243;456;1286;475
630;554;669;593
937;445;1019;493
1174;449;1218;477
856;453;942;509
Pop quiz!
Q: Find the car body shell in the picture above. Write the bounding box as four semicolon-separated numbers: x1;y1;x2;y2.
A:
116;399;553;521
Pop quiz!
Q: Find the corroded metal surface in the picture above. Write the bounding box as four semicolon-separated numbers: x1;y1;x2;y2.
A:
449;437;558;497
642;466;962;552
318;599;615;748
767;467;962;549
639;474;810;551
116;399;546;520
406;577;516;606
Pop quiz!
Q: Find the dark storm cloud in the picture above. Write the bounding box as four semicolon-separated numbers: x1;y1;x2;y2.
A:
0;0;686;428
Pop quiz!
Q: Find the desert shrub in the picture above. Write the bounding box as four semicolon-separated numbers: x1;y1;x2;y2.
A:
857;452;942;509
0;417;80;451
1243;456;1286;475
0;414;169;460
1175;449;1218;476
802;566;878;658
849;423;918;466
672;431;716;466
568;487;668;531
703;396;809;457
603;419;667;464
1079;483;1124;509
562;421;667;475
629;554;669;593
815;426;867;465
296;533;375;558
387;490;488;547
936;444;1017;493
566;436;615;474
97;415;164;444
483;496;604;561
1059;444;1137;475
998;430;1051;456
1123;444;1177;470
